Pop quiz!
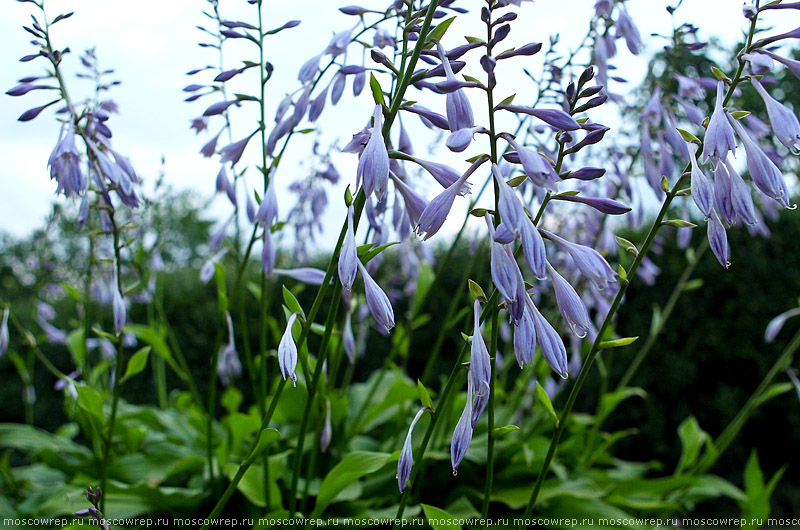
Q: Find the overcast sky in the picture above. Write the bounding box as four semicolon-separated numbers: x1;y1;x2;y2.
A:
0;0;783;245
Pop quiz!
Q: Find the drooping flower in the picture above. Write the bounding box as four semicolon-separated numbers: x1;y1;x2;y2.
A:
707;209;730;268
513;304;537;368
528;299;568;377
273;268;327;285
398;407;426;492
504;137;559;191
689;151;715;218
543;230;616;290
278;312;299;386
217;311;242;386
751;78;800;154
490;236;521;304
356;105;390;199
262;230;276;276
255;178;279;227
451;375;474;472
728;114;792;208
702;81;736;169
215;166;237;207
615;5;642;55
547;262;591;338
415;163;475;240
112;283;126;335
320;399;332;453
357;261;394;331
48;124;85;197
436;43;474;133
519;217;546;279
343;310;356;362
338;205;358;289
723;157;757;225
469;299;492;396
765;307;800;343
493;164;526;234
219;132;255;165
0;308;9;358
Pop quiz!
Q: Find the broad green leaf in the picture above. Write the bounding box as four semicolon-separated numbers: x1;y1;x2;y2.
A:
598;387;646;421
426;17;456;47
66;329;87;368
417;380;434;411
676;416;708;474
422;504;461;529
121;346;151;383
312;451;392;516
124;324;177;371
536;383;558;427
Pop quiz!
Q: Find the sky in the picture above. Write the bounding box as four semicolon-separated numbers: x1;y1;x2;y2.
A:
0;0;783;246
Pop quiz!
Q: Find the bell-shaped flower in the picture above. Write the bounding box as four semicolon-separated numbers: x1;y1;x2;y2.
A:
308;84;329;122
754;49;800;81
1;308;10;358
529;301;568;377
112;274;126;335
356;105;390;199
729;114;791;208
219;132;255;165
520;217;547;279
274;268;327;285
398;407;426;492
298;54;322;84
278;312;299;386
505;137;559;191
469;299;492;396
451;375;474;473
765;307;800;343
689;152;715;218
513;304;537;368
215;166;237;207
543;231;616;290
262;230;276;277
338;205;358;289
713;161;736;225
320;399;332;452
493;164;526;234
343;310;356;362
217;311;242;386
446;127;481;152
751;79;800;154
255;179;279;227
48;124;85;197
415;165;473;240
490;234;521;304
615;5;642;55
702;81;736;169
707;209;730;269
413;157;471;194
357;261;395;331
436;43;474;132
391;173;429;227
723;157;757;225
547;262;591;338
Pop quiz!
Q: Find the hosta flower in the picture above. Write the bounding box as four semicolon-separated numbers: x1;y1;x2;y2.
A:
343;310;356;362
765;307;800;343
262;230;276;276
451;375;474;472
493;164;526;234
219;133;254;165
543;230;616;290
416;164;475;240
357;261;394;331
391;173;429;226
320;399;332;453
338;205;358;289
356;105;390;199
48;124;85;197
436;43;474;132
689;150;715;218
112;284;126;335
702;81;736;169
713;161;736;225
723;157;757;225
278;313;299;386
529;299;569;377
729;114;792;208
707;209;730;268
520;217;547;280
469;299;491;396
217;311;242;386
751;78;800;153
255;179;279;227
0;308;9;358
513;305;536;368
398;407;426;492
547;262;591;338
490;236;520;304
215;166;237;207
505;137;559;191
615;4;642;55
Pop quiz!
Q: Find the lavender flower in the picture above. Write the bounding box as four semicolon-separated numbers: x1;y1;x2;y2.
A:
274;268;327;285
321;399;332;452
723;157;757;225
751;79;800;153
217;311;242;386
529;299;568;377
513;306;536;368
262;230;276;276
469;299;491;396
413;157;471;194
415;164;474;240
493;164;526;234
279;313;299;386
298;54;322;84
543;230;616;290
437;43;474;132
615;5;642;55
707;210;730;268
702;81;736;169
356;105;390;199
220;133;254;165
338;205;358;289
755;49;800;81
729;114;792;208
398;407;426;492
505;137;558;191
713;161;736;225
446;127;482;152
357;260;394;331
391;173;429;226
490;236;520;304
48;124;85;197
451;375;474;473
343;310;356;362
547;262;590;338
215;166;237;207
0;308;9;358
255;179;279;227
765;307;800;343
112;284;126;335
520;217;547;280
689;152;715;218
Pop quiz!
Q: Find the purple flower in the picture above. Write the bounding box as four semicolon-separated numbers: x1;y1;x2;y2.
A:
751;79;800;153
200;132;220;158
0;308;9;358
416;164;474;240
357;260;394;331
255;179;279;227
391;173;429;226
215;166;237;207
413;157;471;194
765;307;800;343
262;230;276;276
729;114;792;208
343;310;356;362
308;85;329;122
112;284;126;335
325;25;357;57
402;105;450;131
220;133;254;165
217;311;242;386
279;313;299;386
451;376;474;472
48;124;85;197
499;105;580;131
321;399;332;453
490;233;521;304
505;137;558;191
330;73;346;106
702;81;736;169
356;105;390;199
543;230;616;290
513;305;537;368
446;127;481;152
520;218;547;279
723;157;757;225
689;152;715;218
553;194;631;215
529;300;568;377
493;164;526;234
469;300;491;396
298;54;322;84
547;262;591;338
615;5;642;55
398;407;426;492
755;49;800;81
274;268;327;285
338;205;358;289
437;43;474;132
707;209;730;268
713;161;736;225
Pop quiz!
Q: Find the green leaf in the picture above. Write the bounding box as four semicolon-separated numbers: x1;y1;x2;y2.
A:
426;17;456;47
711;66;731;81
469;208;489;217
417;380;434;411
464;36;484;44
497;93;516;107
312;451;392;516
251;428;281;459
598;387;646;421
214;262;228;313
507;175;527;188
676;416;708;474
468;279;486;303
369;73;384;106
730;110;751;120
677;128;701;144
661;175;670;193
66;329;87;368
282;285;305;320
752;382;793;408
121;347;151;384
536;383;558;427
357;241;400;263
124;324;177;371
598;336;639;349
682;278;704;291
61;282;82;301
422;504;462;529
492;424;519;439
617;264;628;282
662;219;697;228
615;236;639;256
